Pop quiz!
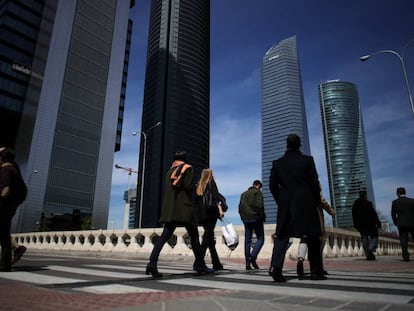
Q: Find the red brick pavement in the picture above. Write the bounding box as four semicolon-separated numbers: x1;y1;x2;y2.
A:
0;279;232;311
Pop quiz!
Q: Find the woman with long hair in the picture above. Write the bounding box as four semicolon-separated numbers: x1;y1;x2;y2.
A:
196;168;225;271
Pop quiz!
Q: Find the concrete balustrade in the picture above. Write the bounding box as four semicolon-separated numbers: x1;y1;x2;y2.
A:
12;224;410;260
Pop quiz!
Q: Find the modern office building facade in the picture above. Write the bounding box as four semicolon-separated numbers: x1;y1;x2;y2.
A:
261;36;310;223
137;0;210;228
319;80;375;228
0;0;134;232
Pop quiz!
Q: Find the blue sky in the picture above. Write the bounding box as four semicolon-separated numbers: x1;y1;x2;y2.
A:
108;0;414;230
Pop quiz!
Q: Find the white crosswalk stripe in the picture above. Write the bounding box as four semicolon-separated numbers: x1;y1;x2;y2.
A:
74;284;164;294
46;265;145;279
160;276;414;305
1;258;414;302
0;271;87;285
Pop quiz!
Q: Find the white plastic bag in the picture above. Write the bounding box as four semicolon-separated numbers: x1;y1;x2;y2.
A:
221;217;239;250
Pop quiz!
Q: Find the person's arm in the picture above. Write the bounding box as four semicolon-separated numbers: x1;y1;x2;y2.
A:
256;191;266;221
391;202;398;226
269;162;280;202
0;166;11;199
211;180;225;218
320;195;335;216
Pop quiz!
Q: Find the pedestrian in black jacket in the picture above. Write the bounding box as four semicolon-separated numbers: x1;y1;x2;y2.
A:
391;187;414;261
352;190;381;261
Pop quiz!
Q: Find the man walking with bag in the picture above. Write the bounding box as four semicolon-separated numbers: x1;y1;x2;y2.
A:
239;180;266;270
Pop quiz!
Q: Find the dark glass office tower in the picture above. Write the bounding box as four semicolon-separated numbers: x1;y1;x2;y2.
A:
137;0;210;228
319;80;375;228
0;0;134;232
261;36;310;223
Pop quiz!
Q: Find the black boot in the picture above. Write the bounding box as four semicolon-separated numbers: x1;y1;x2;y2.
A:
268;266;286;282
145;265;163;278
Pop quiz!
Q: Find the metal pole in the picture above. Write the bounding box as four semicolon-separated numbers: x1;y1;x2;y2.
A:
138;131;147;231
360;45;414;118
135;121;161;230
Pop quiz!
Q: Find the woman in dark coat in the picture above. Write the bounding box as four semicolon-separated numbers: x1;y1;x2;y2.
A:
196;168;225;271
269;134;325;282
146;151;213;277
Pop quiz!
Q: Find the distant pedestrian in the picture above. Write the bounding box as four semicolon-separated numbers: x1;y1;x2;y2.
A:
391;187;414;262
352;190;381;260
269;134;325;282
0;147;27;272
146;151;213;278
196;168;225;271
239;180;265;270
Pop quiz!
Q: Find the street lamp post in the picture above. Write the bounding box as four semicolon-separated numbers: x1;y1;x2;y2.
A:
360;39;414;118
132;121;161;230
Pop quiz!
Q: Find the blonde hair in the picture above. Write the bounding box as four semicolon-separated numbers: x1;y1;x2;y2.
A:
196;168;213;195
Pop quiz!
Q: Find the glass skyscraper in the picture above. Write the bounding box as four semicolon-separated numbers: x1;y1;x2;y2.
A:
137;0;210;228
319;80;375;228
0;0;134;232
261;36;310;223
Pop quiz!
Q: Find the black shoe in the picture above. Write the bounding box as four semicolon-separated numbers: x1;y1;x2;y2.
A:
0;266;11;272
213;264;224;271
366;252;376;261
12;246;27;265
250;258;259;269
311;274;327;280
195;266;214;275
296;259;304;277
145;265;163;278
268;266;286;282
246;264;252;271
323;269;329;275
403;257;410;262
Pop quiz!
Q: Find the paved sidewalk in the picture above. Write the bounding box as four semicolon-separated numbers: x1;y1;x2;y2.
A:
0;254;413;311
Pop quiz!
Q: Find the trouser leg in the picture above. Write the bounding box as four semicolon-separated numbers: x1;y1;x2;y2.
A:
202;219;221;266
398;228;409;259
243;222;253;265
298;236;308;259
185;224;206;269
148;223;175;267
270;234;290;269
307;235;323;275
250;221;264;259
0;213;12;270
360;233;369;256
368;235;378;253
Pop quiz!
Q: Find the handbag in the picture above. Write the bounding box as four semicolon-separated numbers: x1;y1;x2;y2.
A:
221;217;239;250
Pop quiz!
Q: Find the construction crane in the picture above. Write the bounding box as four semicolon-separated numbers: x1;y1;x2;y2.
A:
114;164;138;190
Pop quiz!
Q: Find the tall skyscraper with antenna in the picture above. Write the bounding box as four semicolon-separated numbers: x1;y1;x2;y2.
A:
261;36;310;222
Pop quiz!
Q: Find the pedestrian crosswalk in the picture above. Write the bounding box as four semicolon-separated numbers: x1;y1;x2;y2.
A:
1;255;414;307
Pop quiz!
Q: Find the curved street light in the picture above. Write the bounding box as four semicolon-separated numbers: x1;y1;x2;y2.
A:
360;39;414;118
132;121;161;230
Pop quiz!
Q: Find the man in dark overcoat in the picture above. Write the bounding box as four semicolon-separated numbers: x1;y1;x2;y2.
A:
391;187;414;261
269;134;325;282
352;190;381;260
